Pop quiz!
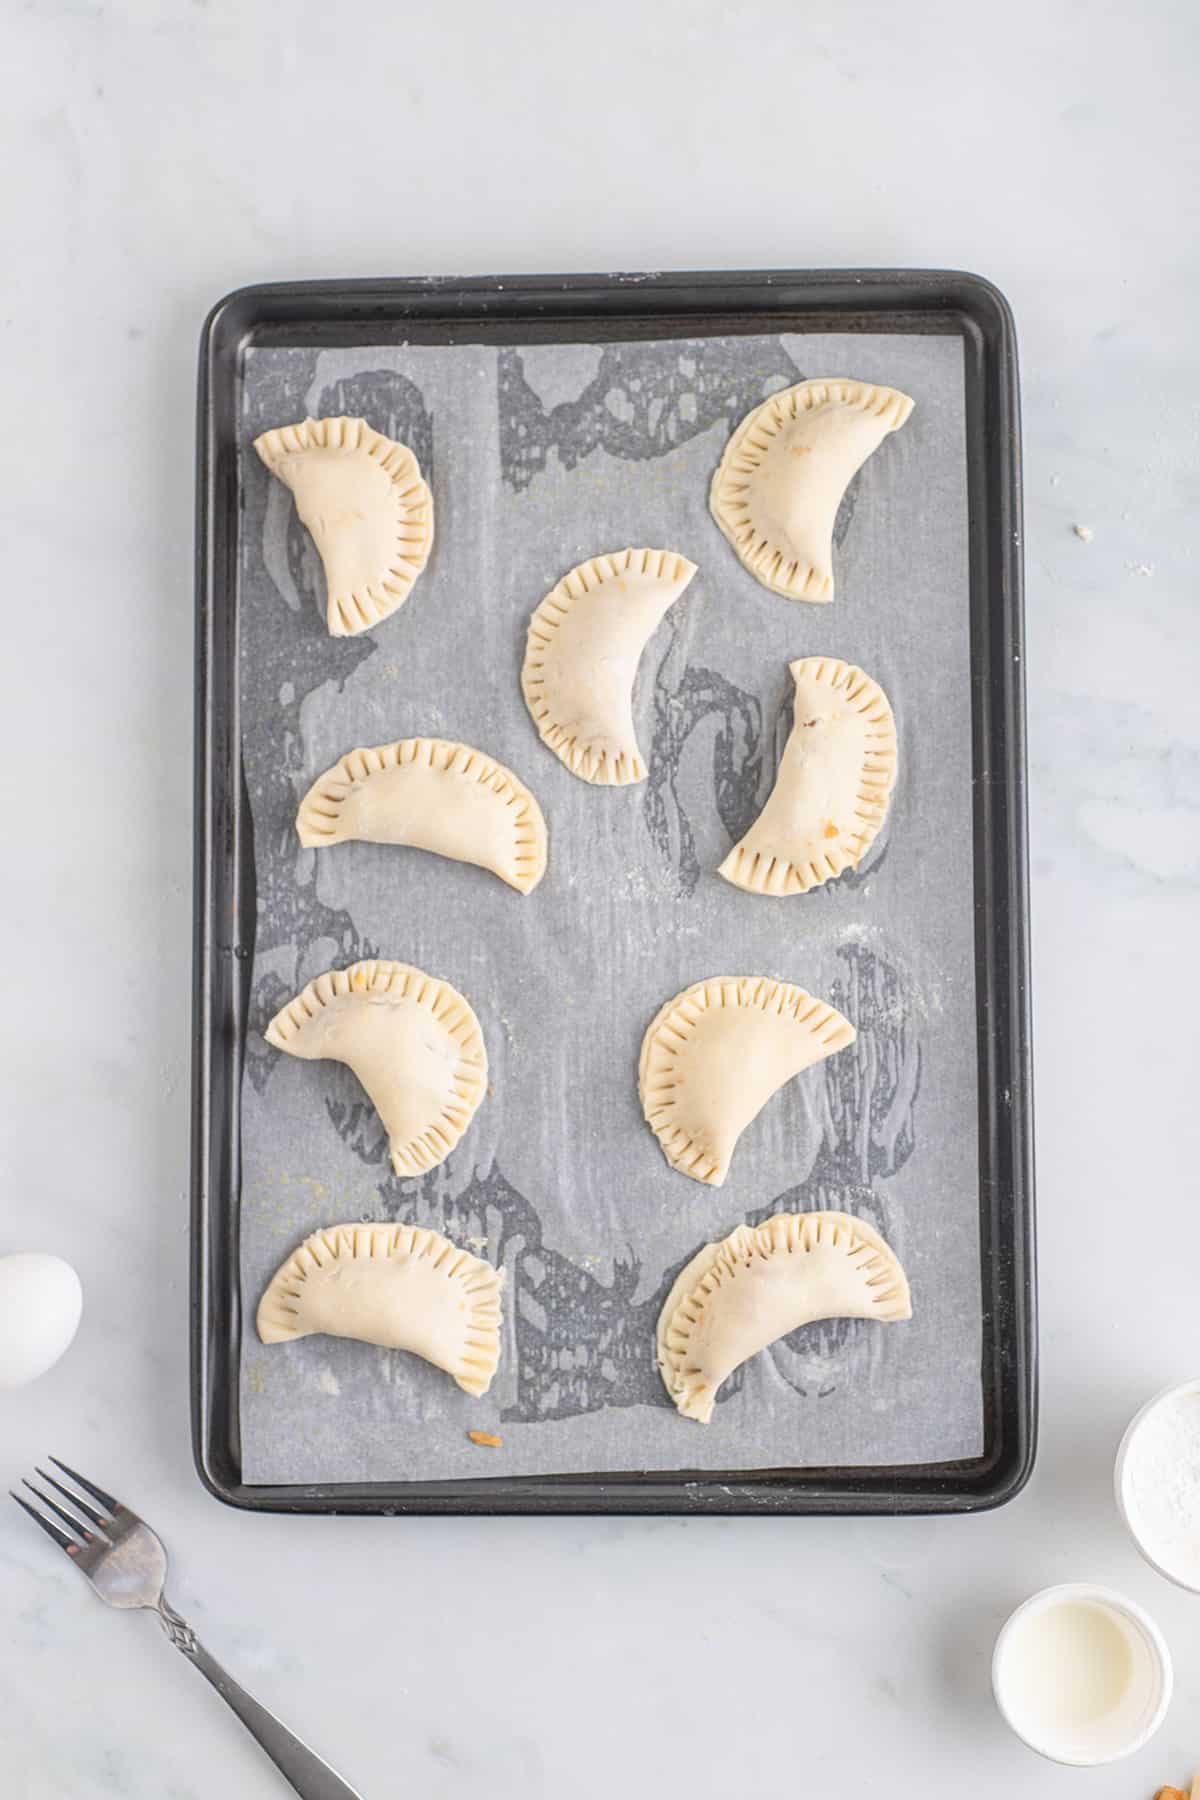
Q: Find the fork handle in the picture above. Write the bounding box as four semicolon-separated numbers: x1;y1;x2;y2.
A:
157;1599;365;1799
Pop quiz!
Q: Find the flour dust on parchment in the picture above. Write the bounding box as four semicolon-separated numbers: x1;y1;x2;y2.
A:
236;329;980;1482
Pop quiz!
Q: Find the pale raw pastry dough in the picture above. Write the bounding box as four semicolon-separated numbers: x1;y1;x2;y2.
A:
657;1210;911;1423
521;548;698;784
264;961;486;1178
257;1222;504;1397
720;657;897;896
296;737;547;895
254;416;433;637
710;378;913;601
639;976;855;1186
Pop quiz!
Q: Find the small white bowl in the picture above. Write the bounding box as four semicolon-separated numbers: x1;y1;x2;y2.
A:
1116;1377;1200;1592
992;1582;1172;1765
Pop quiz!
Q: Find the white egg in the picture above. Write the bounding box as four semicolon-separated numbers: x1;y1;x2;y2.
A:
0;1253;83;1388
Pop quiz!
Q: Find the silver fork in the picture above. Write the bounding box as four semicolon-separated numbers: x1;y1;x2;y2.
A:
12;1459;365;1799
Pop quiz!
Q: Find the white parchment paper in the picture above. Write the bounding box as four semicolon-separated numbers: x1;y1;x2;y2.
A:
235;329;982;1483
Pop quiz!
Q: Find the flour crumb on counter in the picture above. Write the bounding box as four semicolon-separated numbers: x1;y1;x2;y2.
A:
1072;523;1093;541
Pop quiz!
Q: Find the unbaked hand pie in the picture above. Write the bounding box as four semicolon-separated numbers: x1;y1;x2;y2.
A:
720;657;897;895
710;378;913;601
258;1222;504;1397
639;976;855;1186
254;416;433;637
521;548;698;784
296;737;547;894
657;1210;911;1423
264;960;486;1178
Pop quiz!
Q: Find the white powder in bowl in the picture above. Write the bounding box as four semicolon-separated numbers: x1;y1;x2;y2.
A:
1122;1387;1200;1589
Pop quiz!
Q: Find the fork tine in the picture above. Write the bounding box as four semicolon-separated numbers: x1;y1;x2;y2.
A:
10;1490;83;1555
22;1479;100;1544
35;1467;109;1527
48;1457;119;1514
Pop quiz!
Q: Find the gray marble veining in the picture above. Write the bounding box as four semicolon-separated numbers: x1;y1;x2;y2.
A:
3;2;1197;1794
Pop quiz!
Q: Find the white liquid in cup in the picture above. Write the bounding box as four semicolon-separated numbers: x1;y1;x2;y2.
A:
992;1584;1171;1765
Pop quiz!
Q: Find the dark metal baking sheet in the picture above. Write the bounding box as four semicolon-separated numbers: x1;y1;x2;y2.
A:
192;269;1035;1514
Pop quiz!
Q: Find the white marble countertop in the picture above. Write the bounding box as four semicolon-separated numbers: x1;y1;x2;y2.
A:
4;2;1198;1794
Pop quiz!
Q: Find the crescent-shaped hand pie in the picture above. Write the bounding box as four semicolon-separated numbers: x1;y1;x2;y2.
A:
710;378;913;601
719;657;897;896
254;416;434;637
257;1222;504;1398
296;736;547;895
639;976;855;1186
657;1210;911;1423
264;960;487;1178
521;548;698;785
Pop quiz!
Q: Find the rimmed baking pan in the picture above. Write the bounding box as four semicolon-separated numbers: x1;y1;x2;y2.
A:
193;269;1034;1513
